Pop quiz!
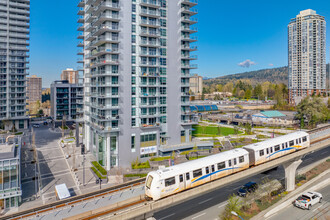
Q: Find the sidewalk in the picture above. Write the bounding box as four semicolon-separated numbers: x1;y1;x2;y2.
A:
252;166;330;220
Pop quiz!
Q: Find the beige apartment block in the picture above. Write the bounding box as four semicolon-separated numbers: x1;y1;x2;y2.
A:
190;74;203;95
27;75;42;106
61;68;79;84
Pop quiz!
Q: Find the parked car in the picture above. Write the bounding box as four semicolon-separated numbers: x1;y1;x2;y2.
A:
33;124;40;128
237;182;258;197
294;192;322;210
43;121;48;125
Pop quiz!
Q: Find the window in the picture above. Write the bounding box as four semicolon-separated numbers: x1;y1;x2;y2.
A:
131;136;135;149
275;145;280;151
289;140;294;146
165;177;175;187
239;156;244;163
186;172;190;180
233;158;237;165
299;138;301;144
193;169;202;178
286;142;288;148
270;147;273;153
217;162;225;170
211;165;215;172
146;175;153;189
302;136;307;142
206;167;209;174
179;175;183;182
296;139;299;144
228;160;232;167
266;148;269;154
282;144;285;149
259;150;264;156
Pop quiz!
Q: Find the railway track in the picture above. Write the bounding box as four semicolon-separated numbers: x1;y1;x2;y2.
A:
1;179;145;220
3;125;330;220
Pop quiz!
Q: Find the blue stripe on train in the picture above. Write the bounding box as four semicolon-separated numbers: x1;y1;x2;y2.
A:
192;167;243;184
266;147;297;159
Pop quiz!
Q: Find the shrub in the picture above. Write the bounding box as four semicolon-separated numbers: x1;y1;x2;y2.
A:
124;173;148;178
131;160;151;169
91;167;106;179
92;161;107;175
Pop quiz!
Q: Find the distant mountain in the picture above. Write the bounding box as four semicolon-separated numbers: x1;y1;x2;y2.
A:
204;64;330;86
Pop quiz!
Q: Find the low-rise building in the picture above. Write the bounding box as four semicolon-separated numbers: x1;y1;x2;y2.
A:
0;137;22;210
50;80;83;121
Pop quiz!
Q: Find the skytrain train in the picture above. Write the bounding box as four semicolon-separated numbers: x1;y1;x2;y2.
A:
145;131;310;200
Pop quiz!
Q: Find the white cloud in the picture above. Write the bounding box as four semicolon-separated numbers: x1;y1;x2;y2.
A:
269;63;274;67
238;59;256;68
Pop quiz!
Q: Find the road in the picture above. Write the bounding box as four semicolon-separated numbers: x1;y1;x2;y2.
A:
268;183;330;220
153;146;330;220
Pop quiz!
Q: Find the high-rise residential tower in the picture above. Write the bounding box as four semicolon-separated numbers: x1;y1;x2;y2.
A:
27;75;42;106
77;0;198;169
0;0;30;130
288;9;326;104
61;68;79;84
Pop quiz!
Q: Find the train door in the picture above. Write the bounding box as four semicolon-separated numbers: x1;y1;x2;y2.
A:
228;159;233;174
179;174;185;190
205;166;210;183
185;172;191;189
211;165;215;180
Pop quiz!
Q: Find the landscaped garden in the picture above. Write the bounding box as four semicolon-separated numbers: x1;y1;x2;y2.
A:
192;124;242;137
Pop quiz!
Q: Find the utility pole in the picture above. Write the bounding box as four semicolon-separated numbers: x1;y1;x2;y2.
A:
32;128;37;198
83;154;85;186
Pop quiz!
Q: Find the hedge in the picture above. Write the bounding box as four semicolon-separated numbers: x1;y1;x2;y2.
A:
92;161;107;175
91;167;107;179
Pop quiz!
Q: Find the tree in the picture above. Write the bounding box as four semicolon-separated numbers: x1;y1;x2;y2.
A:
221;195;243;220
253;84;263;98
244;89;252;99
223;82;234;94
244;123;252;135
296;97;329;127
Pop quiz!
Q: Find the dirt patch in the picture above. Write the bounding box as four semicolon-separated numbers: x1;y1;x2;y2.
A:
304;160;330;181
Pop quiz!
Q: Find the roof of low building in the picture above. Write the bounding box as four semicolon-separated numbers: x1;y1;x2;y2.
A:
260;110;286;118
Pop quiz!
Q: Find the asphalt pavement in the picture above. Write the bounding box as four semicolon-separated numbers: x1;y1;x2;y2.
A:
153;146;330;220
268;183;330;220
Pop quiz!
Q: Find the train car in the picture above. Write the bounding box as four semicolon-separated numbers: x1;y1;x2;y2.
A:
145;149;249;200
243;131;310;166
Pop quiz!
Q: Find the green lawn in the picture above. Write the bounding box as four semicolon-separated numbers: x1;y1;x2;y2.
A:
192;125;241;137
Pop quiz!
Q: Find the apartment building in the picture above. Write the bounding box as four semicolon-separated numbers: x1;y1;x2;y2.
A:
189;74;202;95
61;68;79;84
0;136;22;210
50;80;83;121
288;9;326;104
0;0;30;130
77;0;198;169
26;75;42;106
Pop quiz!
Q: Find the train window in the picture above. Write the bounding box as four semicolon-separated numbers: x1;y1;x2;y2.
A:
289;140;294;146
275;145;280;151
211;165;215;172
270;147;273;153
299;138;301;144
259;150;264;156
193;169;202;178
296;139;298;144
286;142;288;148
186;173;190;180
228;160;232;167
239;156;244;163
233;158;237;165
146;175;153;189
206;167;209;174
179;175;183;182
282;144;285;149
165;177;176;187
302;136;307;142
218;162;225;170
266;148;269;154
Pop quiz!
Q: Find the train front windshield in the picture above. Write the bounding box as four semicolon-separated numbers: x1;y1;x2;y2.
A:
146;175;153;189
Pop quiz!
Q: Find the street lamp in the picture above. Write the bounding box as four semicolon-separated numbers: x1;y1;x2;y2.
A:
231;211;244;220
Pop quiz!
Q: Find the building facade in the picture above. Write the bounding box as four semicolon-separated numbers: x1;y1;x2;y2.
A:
288;9;326;104
0;0;30;130
77;0;198;169
50;80;83;121
61;68;79;84
26;75;42;106
0;137;22;210
189;74;202;95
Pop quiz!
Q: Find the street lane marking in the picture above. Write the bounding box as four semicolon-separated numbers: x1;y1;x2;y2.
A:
198;197;213;204
218;203;227;208
192;213;206;219
159;213;175;220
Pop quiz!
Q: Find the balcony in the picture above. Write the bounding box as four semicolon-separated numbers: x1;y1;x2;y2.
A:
181;6;198;15
181;26;198;33
140;0;161;8
77;0;85;7
181;16;198;24
181;0;198;6
94;2;120;15
181;45;197;51
93;25;120;36
92;36;119;47
181;63;197;69
181;54;197;60
181;35;197;42
140;62;158;67
140;30;160;38
140;20;160;28
140;40;160;47
140;9;160;18
140;51;160;57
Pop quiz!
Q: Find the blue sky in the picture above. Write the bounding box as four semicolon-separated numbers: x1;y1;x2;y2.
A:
30;0;330;87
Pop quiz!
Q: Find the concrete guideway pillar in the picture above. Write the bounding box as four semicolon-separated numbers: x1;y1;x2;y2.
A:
282;159;302;191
